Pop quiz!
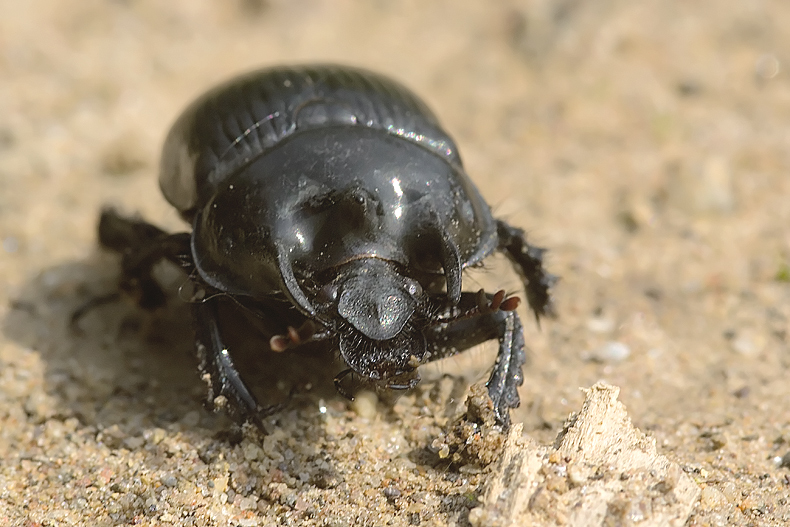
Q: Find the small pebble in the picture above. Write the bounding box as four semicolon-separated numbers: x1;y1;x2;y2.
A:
351;391;378;419
123;436;145;450
566;464;586;486
238;496;258;510
242;441;263;461
700;486;727;509
585;341;630;363
393;457;416;471
755;53;780;81
586;316;615;334
180;411;201;428
730;330;764;356
732;336;755;356
467;507;484;526
383;487;401;499
732;386;750;399
144;428;167;445
720;481;739;503
3;237;18;253
162;475;178;488
698;156;734;213
285;493;297;508
213;476;228;494
739;495;763;512
262;434;282;460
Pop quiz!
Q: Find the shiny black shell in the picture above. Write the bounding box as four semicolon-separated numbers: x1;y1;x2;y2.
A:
159;66;497;316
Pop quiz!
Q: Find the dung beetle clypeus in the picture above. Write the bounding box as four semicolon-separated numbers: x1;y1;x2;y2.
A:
99;65;556;428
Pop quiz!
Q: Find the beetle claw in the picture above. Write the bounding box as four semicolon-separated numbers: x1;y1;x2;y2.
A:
489;289;505;311
475;288;520;315
270;320;317;352
499;295;521;312
269;334;290;353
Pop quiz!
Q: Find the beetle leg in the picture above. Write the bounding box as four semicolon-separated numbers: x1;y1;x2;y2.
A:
193;298;264;427
98;208;193;309
424;292;526;427
333;368;356;400
496;220;558;321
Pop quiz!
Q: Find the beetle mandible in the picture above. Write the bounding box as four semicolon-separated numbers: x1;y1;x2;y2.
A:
99;65;556;428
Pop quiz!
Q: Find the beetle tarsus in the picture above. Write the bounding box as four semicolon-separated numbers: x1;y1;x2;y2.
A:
483;308;525;428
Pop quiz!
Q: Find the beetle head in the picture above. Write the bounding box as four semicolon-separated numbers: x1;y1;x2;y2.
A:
326;259;427;384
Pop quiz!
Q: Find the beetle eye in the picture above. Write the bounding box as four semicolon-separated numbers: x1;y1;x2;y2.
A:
318;283;338;303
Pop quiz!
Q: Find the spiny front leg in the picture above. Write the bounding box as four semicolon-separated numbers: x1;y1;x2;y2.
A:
193;298;263;427
424;291;526;427
496;220;558;321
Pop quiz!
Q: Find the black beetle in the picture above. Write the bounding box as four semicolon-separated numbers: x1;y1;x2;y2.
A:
98;65;556;428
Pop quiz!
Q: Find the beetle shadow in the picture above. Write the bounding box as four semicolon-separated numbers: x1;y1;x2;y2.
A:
2;251;518;484
1;253;346;440
3;254;215;435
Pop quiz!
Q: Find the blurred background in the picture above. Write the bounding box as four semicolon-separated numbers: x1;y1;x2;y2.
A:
1;1;789;525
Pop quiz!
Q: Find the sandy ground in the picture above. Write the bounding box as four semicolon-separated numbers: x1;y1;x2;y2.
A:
1;1;789;525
